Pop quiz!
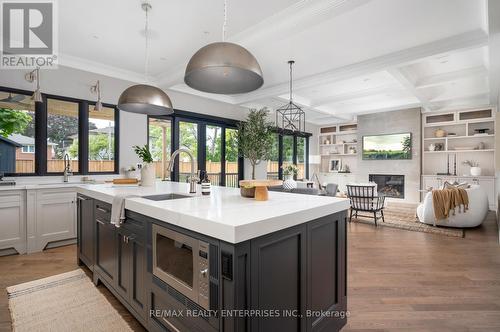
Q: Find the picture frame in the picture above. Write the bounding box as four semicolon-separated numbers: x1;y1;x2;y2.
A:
329;159;341;172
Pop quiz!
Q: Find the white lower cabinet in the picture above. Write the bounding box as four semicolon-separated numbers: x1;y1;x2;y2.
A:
421;176;496;211
0;190;26;255
27;188;77;253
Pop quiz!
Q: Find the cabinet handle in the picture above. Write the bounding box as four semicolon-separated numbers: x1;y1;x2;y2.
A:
96;206;109;213
96;218;105;225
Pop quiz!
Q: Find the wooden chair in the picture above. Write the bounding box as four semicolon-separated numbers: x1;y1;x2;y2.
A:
346;185;385;226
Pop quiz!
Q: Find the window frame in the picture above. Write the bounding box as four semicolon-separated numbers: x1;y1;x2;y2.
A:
0;86;120;176
148;109;244;187
273;128;311;181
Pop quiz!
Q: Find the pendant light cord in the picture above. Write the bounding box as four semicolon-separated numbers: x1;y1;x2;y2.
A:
222;0;227;41
144;4;150;82
289;61;293;103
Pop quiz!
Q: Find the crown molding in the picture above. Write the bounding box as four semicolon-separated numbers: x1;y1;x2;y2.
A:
58;53;149;84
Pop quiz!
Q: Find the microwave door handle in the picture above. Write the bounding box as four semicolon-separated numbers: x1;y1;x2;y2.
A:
162;318;181;332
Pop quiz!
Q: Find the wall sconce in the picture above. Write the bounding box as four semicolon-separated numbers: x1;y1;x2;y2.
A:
90;80;103;111
25;68;42;103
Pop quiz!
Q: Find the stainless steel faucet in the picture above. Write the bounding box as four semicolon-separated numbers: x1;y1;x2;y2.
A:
63;153;73;182
167;148;199;193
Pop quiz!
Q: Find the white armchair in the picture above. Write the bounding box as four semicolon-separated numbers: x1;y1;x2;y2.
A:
417;185;488;228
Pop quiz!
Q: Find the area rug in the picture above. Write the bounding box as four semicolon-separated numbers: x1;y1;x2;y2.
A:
350;202;465;238
7;269;133;332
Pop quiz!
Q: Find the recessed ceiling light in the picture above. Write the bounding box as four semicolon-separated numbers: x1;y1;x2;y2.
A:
160;57;167;61
440;60;449;64
92;34;99;39
363;78;370;82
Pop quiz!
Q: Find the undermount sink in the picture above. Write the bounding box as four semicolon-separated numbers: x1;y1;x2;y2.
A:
141;193;192;201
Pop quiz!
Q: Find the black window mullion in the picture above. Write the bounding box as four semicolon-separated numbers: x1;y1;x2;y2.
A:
305;137;310;179
198;123;206;176
292;135;298;180
35;97;47;175
221;127;226;186
278;134;283;180
79;101;89;174
114;107;120;174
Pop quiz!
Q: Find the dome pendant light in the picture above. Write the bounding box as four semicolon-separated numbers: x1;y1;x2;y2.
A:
184;0;263;94
118;1;173;115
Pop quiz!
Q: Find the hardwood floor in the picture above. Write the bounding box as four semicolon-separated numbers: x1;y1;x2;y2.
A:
0;212;498;332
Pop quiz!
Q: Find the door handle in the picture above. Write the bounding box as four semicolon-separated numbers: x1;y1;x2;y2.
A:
162;318;181;332
96;207;109;213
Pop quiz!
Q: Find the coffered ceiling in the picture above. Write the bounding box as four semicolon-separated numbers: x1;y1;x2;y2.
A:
50;0;499;125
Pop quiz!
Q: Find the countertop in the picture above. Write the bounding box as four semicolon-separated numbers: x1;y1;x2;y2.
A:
77;181;350;244
0;180;349;243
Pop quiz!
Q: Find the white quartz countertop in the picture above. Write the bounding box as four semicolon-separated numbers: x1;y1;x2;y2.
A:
77;181;350;244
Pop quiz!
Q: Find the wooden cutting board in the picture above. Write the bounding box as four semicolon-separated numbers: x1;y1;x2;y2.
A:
239;179;283;201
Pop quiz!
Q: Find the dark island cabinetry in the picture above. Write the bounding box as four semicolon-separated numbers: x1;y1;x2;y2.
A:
77;197;347;332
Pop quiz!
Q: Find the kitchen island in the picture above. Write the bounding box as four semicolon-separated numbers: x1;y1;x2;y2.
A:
76;181;349;332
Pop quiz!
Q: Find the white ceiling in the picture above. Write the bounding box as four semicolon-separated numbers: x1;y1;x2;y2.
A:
49;0;499;125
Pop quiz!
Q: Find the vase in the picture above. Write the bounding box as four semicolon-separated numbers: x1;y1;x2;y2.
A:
434;128;446;138
283;175;297;190
470;167;482;176
140;163;156;186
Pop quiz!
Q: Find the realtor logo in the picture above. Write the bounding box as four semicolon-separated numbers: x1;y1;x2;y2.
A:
1;0;58;68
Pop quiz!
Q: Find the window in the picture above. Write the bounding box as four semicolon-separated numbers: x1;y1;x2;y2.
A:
0;87;119;176
148;118;172;179
22;145;35;153
225;128;239;187
267;132;310;181
267;134;279;179
206;125;222;185
47;99;79;173
88;105;116;173
0;92;35;174
148;112;242;187
179;121;198;183
297;137;306;180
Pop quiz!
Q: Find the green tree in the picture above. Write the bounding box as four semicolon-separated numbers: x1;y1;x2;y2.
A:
0;108;32;137
68;134;114;160
237;108;274;179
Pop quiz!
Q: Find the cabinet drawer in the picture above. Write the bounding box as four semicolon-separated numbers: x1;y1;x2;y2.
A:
123;211;145;239
95;200;112;221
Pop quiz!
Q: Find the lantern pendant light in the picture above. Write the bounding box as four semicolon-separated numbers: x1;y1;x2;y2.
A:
117;1;173;115
275;60;305;133
184;0;263;95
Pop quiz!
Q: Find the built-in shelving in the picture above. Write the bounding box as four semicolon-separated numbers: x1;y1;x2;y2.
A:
421;108;496;177
318;123;358;173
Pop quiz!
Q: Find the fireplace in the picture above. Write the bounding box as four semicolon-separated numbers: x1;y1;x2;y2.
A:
369;174;405;199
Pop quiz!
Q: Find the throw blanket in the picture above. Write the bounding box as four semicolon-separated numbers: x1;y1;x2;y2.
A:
432;187;469;220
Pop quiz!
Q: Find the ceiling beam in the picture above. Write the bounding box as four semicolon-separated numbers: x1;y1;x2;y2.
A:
232;29;488;105
309;85;402;107
488;0;500;107
415;66;488;89
386;67;430;111
427;92;489;111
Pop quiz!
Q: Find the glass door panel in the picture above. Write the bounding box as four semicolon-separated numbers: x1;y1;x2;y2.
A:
179;121;198;183
206;125;222;185
149;118;172;179
282;135;294;178
297;137;306;180
267;134;279;179
225;128;239;187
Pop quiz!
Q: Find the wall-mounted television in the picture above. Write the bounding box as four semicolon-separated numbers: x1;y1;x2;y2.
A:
362;133;412;160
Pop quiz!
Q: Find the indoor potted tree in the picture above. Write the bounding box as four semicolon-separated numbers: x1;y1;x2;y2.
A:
237;108;275;197
133;145;156;186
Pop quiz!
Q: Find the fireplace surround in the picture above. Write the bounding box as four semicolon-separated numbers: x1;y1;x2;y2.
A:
369;174;405;199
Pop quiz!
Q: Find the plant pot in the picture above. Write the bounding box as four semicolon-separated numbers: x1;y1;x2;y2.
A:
240;186;256;198
470;167;482;176
434;128;447;138
140;163;156;186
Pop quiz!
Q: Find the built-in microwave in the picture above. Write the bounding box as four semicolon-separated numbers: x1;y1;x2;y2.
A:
152;224;210;310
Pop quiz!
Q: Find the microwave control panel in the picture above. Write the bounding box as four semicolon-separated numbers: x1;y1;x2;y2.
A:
198;241;210;310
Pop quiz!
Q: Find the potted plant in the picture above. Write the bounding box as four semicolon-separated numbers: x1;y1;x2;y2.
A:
462;160;481;176
237;108;275;197
282;164;299;189
133;145;155;186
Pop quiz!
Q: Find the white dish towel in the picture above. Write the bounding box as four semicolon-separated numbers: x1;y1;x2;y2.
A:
111;195;136;227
